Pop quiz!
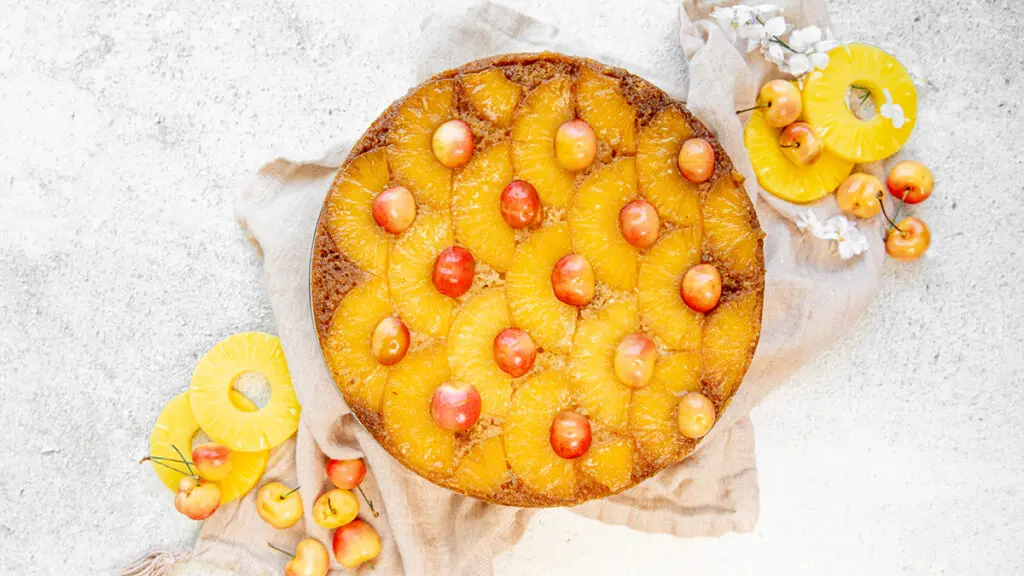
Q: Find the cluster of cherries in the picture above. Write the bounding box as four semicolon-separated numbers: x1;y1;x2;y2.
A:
757;79;932;260
837;162;933;261
257;458;382;573
369;114;724;466
147;442;381;573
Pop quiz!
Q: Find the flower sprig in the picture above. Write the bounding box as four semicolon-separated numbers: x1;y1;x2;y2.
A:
797;211;869;260
712;5;838;77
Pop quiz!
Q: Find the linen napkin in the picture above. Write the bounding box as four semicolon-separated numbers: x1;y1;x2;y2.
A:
130;1;890;574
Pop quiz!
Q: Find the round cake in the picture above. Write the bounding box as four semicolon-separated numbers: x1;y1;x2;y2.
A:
311;52;765;507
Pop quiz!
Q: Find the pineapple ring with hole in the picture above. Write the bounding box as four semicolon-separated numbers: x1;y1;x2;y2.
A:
802;44;917;163
188;332;300;452
149;392;269;503
744;111;854;203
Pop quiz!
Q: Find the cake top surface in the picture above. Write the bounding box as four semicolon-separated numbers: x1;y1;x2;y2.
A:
311;52;765;507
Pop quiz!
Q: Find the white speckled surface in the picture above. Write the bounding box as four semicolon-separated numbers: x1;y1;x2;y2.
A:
2;1;1023;574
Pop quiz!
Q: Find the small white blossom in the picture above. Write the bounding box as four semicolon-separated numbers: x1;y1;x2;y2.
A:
797;211;868;259
880;88;907;129
765;43;786;67
825;215;869;259
740;16;787;54
796;210;835;240
784;52;811;76
788;25;822;52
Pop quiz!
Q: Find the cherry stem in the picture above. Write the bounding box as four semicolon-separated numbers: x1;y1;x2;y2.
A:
142;455;195;466
142;457;198;478
267;543;295;558
171;444;195;476
735;103;769;114
876;192;905;234
357;486;379;518
281;486;300;500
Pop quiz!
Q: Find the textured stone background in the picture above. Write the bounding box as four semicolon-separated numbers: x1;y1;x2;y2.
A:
2;0;1023;574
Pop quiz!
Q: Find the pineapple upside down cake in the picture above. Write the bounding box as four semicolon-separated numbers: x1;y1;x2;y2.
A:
311;53;765;507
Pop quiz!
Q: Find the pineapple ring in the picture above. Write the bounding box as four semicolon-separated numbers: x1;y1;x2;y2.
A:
744;111;854;203
149;392;269;503
802;44;917;163
188;332;300;452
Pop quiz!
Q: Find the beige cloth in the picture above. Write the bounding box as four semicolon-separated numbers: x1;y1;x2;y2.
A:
153;1;887;574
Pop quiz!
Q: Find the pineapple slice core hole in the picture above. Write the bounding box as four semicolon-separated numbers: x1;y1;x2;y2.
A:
844;84;878;121
231;371;272;409
191;429;214;451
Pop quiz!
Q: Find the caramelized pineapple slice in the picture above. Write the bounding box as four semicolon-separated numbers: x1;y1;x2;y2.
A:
452;142;516;273
569;157;639;291
703;174;762;282
505;372;577;501
569;299;637;431
324;149;391;276
388;211;455;338
322;277;394;412
461;68;523;128
638;227;703;350
510;76;575;208
651;350;703;395
703;290;761;400
453;436;510;497
388;79;456;209
382;345;455;477
628;352;701;465
446;289;513;420
637;106;701;226
579;437;634;492
575;67;636;154
506;222;577;354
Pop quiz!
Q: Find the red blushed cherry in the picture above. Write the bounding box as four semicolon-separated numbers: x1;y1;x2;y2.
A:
877;194;931;262
613;333;657;389
619;199;660;249
677;391;716;439
432;119;475;168
550;411;592;459
326;458;367;490
430;382;482;432
372;186;416;234
493;328;537;378
554;119;597;172
371;316;410;366
885;217;931;262
778;122;823;166
681;263;722;313
886;160;934;204
500;180;542;229
677;138;715;183
432;246;475;298
551;254;595;307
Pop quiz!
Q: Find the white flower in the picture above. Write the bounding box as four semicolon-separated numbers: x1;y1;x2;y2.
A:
788;25;822;52
797;212;868;259
796;210;835;240
880;88;907;129
809;51;830;71
784;26;837;74
784;52;811;76
765;43;786;67
740;15;787;54
825;216;869;259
